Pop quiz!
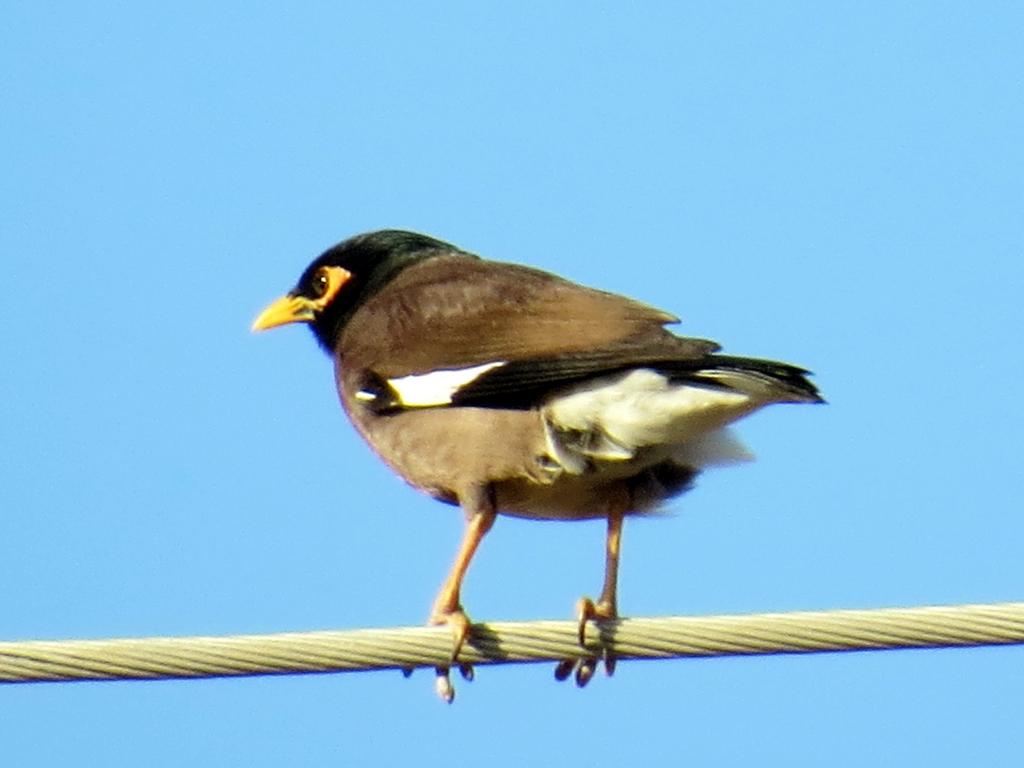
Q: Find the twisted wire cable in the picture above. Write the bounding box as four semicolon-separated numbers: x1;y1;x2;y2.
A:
2;601;1021;684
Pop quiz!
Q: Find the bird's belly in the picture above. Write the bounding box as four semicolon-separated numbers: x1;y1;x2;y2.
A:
348;406;552;497
493;455;700;520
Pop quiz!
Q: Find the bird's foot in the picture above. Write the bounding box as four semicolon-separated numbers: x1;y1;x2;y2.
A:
554;596;617;687
429;604;473;660
428;606;475;703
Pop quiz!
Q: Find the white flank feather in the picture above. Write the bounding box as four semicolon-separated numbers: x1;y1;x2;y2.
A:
672;428;754;468
545;368;760;460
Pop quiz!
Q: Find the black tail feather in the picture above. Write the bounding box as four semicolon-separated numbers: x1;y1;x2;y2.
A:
683;354;824;404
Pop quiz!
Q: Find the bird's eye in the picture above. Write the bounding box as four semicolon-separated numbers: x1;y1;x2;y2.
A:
311;269;330;298
303;265;351;307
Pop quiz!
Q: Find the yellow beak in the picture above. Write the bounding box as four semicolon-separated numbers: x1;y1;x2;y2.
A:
251;294;317;332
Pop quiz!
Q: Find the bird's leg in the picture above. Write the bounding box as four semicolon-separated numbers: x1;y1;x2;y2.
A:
589;507;624;633
428;485;496;702
428;507;494;651
555;505;625;686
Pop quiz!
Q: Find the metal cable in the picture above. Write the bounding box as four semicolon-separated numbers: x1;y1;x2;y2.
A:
2;601;1021;684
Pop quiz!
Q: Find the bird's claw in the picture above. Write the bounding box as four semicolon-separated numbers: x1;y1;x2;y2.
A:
575;596;596;646
553;649;616;687
432;660;476;703
427;606;475;703
555;596;616;686
434;667;456;703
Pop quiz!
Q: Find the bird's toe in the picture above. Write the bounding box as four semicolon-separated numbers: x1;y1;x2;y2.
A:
427;607;476;702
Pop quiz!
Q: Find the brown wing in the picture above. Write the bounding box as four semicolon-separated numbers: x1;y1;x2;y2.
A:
339;254;719;376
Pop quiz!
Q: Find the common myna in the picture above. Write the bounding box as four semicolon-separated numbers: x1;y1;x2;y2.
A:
253;229;822;700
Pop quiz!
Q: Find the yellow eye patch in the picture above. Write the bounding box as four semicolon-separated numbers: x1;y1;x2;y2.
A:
309;266;351;310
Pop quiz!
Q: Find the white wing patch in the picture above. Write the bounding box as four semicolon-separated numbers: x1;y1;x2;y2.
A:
386;361;506;408
543;368;762;473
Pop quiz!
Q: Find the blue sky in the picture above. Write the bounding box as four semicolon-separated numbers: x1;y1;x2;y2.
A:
2;2;1022;765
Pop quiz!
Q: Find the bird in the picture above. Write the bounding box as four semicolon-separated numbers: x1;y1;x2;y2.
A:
252;229;822;700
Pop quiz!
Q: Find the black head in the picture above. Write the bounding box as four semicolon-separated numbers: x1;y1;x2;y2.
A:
252;230;461;353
